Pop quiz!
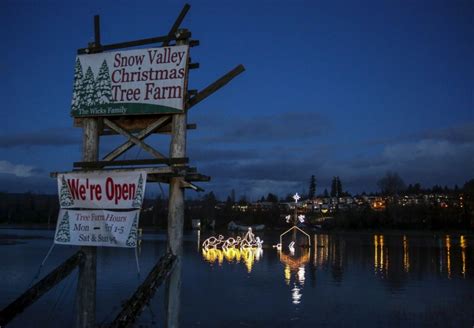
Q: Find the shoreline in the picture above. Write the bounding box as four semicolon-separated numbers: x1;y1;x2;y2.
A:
2;223;472;237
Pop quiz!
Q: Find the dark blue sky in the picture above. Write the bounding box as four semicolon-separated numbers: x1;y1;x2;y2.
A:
1;0;473;200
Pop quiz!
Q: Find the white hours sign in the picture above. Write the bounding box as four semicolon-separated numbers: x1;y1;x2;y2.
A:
71;45;189;117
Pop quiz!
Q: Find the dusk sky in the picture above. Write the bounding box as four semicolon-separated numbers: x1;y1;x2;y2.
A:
1;0;473;200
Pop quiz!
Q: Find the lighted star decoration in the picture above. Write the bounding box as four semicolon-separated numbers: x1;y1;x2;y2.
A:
292;193;301;203
298;215;305;223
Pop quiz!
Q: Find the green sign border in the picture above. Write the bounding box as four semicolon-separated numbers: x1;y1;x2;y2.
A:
71;103;182;117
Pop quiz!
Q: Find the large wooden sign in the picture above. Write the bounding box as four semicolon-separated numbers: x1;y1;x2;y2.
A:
71;45;189;117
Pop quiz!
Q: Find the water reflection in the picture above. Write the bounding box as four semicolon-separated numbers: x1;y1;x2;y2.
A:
197;230;201;252
446;235;451;279
291;285;302;305
279;248;310;304
280;250;310;284
2;229;472;327
374;234;389;276
403;235;410;273
460;235;467;277
199;232;470;305
314;234;329;268
201;247;263;273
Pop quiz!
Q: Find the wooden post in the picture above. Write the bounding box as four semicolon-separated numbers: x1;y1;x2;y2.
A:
165;28;189;328
75;118;99;328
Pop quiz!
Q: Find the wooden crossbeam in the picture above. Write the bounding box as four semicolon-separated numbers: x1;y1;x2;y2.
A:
189;40;200;47
109;252;176;327
147;171;209;183
103;118;166;160
180;180;204;192
51;166;175;178
187;64;245;109
162;4;191;47
77;31;191;54
185;173;211;182
103;116;170;160
79;4;191;54
100;123;196;135
74;158;189;169
0;251;84;326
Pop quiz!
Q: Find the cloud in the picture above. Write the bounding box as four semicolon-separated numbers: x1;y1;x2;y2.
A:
363;121;474;147
418;122;474;144
193;110;330;144
211;160;319;181
0;128;80;148
196;133;474;198
0;173;55;193
382;140;457;161
0;160;54;193
337;138;474;192
0;160;37;177
188;147;258;162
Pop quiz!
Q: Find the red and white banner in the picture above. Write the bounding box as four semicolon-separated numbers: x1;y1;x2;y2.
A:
57;171;147;209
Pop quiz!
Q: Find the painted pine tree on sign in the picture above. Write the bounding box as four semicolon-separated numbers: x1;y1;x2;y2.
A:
55;211;71;243
59;176;74;207
132;174;144;208
72;58;85;113
96;60;112;104
126;214;139;247
83;66;98;107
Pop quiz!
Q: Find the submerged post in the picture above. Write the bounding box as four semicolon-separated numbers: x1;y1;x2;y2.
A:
75;118;99;327
166;28;189;328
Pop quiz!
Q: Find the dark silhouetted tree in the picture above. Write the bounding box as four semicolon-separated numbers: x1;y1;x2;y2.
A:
238;195;248;205
377;172;406;196
309;175;316;199
266;193;278;203
331;176;342;197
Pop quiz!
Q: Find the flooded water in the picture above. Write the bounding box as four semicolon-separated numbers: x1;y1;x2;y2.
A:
1;229;473;327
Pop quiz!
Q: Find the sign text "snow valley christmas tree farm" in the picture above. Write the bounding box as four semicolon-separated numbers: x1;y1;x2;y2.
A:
111;48;186;101
71;45;189;117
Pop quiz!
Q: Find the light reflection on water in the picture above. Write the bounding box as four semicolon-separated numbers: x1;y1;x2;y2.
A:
461;235;467;277
403;235;410;272
199;231;472;310
1;229;474;327
201;247;263;273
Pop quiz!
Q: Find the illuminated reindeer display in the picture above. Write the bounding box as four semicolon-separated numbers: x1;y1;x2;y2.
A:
201;228;263;251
